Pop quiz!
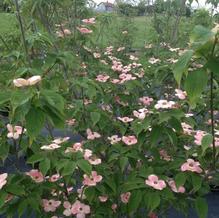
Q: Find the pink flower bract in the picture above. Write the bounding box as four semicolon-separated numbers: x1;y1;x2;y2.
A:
181;159;202;173
145;174;166;190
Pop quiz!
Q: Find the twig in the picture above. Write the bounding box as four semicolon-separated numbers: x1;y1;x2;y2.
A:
209;36;218;170
14;0;31;67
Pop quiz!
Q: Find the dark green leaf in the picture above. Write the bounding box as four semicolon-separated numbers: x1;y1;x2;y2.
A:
145;192;160;211
77;159;92;175
61;161;76;176
91;112;101;126
0;91;11;105
191;174;202;192
195;197;208;218
25;107;45;138
128;190;142;213
173;50;193;86
175;172;187;188
5;184;25;196
39;158;50;175
119;157;128;172
27;153;44;164
184;69;208;107
0;191;7;208
201;134;213;155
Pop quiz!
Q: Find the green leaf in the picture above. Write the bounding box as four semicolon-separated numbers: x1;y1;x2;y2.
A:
0;191;7;208
39;158;50;175
150;126;163;145
0;142;10;162
131;118;150;136
25;107;45;138
91;112;101;126
105;176;117;194
206;58;219;75
173;50;193;86
184;69;208;107
77;159;92;175
191;174;202;192
5;184;25;196
18;199;28;217
11;90;33;112
201;134;213;155
61;161;76;176
128;190;142;213
145;192;160;211
0;91;11;105
41;90;65;113
27;153;44;164
159;109;184;123
119;157;128;172
191;25;215;47
122;180;145;192
195;197;208;218
84;187;96;203
175;172;187;188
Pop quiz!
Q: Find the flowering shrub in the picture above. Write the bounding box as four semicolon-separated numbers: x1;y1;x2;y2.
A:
0;1;218;218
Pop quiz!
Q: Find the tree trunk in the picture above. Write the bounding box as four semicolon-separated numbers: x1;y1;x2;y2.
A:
171;0;186;44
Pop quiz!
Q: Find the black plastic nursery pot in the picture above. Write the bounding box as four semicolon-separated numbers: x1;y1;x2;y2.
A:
1;128;219;218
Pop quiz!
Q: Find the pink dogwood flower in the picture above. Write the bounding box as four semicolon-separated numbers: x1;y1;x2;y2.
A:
117;47;125;52
154;100;176;109
26;169;44;183
86;129;101;140
181;159;202;173
159;149;172;161
139;96;153;106
0;173;8;190
181;122;194;135
168;180;185;193
7;124;25;140
145;174;166;190
87;156;102;165
49;174;61;182
148;57;161;64
52;137;70;144
63;201;72;216
122;135;138;145
82;17;95;24
41;143;61;150
83;149;93;159
13;75;41;87
122;30;128;34
71;200;90;218
93;52;101;58
83;171;103;186
120;192;131;204
111;203;118;212
65;142;83;153
42;199;61;212
108;135;121;144
99;195;108;202
77;27;92;34
175;89;187;100
194;130;206;145
66;118;76;126
95;74;110;82
117;116;134;123
133;108;149;120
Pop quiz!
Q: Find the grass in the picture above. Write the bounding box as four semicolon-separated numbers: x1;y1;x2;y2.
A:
91;14;157;49
0;12;18;36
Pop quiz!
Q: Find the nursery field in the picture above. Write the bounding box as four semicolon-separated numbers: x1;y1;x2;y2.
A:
0;0;219;218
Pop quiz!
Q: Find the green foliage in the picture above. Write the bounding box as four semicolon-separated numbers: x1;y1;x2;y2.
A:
184;69;208;107
0;1;218;218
